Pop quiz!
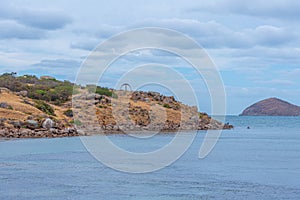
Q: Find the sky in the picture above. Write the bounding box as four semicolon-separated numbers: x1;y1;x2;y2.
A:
0;0;300;115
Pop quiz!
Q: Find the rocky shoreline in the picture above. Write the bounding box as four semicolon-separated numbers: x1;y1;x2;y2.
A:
0;127;79;138
0;116;80;138
0;113;233;138
0;118;233;139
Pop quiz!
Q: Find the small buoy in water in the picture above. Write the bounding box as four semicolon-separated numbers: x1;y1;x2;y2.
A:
247;126;250;129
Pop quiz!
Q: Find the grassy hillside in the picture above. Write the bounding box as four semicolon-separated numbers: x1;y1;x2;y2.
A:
0;88;72;128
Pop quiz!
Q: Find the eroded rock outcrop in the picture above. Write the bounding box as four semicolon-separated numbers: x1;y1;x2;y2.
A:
72;90;233;133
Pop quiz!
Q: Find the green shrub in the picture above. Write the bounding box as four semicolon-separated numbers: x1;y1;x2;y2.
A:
34;100;56;116
163;103;170;108
36;89;46;95
95;86;113;96
63;109;73;117
71;119;82;126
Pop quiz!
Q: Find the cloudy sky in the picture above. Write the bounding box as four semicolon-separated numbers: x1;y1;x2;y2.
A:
0;0;300;114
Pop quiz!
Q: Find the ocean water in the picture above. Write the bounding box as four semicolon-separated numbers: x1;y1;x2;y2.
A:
0;116;300;199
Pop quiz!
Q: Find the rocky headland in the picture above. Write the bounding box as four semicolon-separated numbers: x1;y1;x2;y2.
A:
0;73;233;138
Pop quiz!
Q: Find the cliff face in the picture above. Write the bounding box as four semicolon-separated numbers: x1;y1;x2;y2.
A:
240;98;300;116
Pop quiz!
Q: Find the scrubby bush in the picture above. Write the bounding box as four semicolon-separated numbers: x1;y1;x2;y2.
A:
95;86;113;96
34;100;55;116
71;119;82;126
163;103;171;108
64;109;74;117
0;73;114;104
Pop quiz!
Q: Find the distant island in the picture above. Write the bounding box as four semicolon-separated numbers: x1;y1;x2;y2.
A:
0;73;233;138
240;97;300;116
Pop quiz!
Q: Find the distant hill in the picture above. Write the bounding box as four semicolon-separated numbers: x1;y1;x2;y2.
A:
240;98;300;116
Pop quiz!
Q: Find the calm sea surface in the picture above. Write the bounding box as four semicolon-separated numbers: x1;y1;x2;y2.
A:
0;116;300;199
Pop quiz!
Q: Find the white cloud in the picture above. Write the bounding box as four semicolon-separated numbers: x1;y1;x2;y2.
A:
188;0;300;20
0;1;72;30
30;59;81;80
253;25;295;46
0;20;45;40
127;19;297;49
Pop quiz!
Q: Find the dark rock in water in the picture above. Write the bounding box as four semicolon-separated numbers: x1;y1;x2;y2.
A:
240;97;300;116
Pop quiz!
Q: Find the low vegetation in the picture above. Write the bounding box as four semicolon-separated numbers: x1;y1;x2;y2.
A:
63;109;74;117
86;84;114;97
71;119;82;126
0;73;74;105
0;72;114;105
34;100;56;116
163;103;171;108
